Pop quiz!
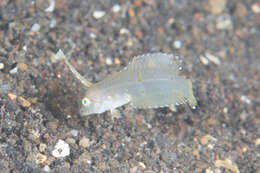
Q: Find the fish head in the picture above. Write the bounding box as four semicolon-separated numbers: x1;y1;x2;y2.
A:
79;89;112;116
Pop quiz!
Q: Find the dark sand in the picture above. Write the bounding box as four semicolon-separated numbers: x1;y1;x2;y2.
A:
0;0;259;172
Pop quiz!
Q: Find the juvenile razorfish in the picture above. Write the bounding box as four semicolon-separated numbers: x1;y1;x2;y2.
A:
56;50;197;116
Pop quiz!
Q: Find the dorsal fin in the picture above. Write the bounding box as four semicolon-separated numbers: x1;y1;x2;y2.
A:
127;53;181;77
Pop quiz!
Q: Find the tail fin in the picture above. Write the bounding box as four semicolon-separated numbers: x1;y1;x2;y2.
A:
55;50;93;87
186;79;197;109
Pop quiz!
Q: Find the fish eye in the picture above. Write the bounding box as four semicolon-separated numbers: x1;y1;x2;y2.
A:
82;98;91;106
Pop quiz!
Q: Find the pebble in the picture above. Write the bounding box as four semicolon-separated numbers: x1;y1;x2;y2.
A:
200;137;208;145
134;30;143;39
53;49;65;63
255;138;260;146
120;28;130;34
208;0;227;15
8;93;17;101
205;53;221;65
78;152;92;164
28;97;38;104
251;3;260;14
173;40;182;49
239;111;247;121
49;19;57;28
18;96;31;108
79;136;91;148
223;107;228;114
52;139;70;158
93;10;106;19
105;57;113;65
114;58;121;65
66;137;76;145
9;66;18;74
45;0;55;12
0;62;4;70
234;3;247;18
70;129;79;137
112;4;121;13
35;153;47;164
31;23;41;32
200;55;209;65
192;149;200;159
90;32;96;39
18;63;28;72
133;0;142;7
23;45;27;51
216;16;232;30
215;158;240;173
1;84;11;92
138;162;146;169
128;8;135;17
46;119;59;130
240;95;251;104
43;165;51;172
39;143;47;152
205;169;214;173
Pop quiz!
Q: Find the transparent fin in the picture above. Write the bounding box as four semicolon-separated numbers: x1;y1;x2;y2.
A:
186;79;197;109
55;50;93;87
131;90;186;109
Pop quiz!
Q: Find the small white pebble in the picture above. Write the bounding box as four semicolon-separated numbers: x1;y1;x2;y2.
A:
145;123;152;129
205;168;214;173
9;66;18;74
105;57;113;65
54;49;66;61
200;55;209;65
52;139;70;158
112;4;121;13
205;52;221;65
240;95;251;104
223;107;228;114
120;28;130;34
90;32;96;39
240;128;247;136
31;23;41;32
70;129;79;137
49;19;57;28
0;63;4;70
216;16;232;30
138;162;146;169
43;165;51;172
23;45;27;51
251;3;260;14
45;0;55;12
173;40;182;49
93;10;106;19
207;143;215;150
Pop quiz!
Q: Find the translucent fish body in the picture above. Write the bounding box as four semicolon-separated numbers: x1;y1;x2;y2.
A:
80;53;197;116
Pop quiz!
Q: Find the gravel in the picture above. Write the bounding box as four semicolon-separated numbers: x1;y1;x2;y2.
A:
0;0;259;172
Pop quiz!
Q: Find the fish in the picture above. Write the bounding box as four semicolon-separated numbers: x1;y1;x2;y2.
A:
55;50;197;116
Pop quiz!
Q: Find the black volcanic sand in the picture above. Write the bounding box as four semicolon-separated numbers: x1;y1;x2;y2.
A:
0;0;259;172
